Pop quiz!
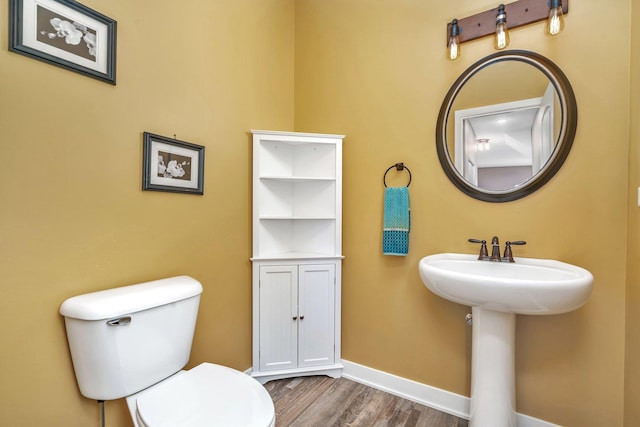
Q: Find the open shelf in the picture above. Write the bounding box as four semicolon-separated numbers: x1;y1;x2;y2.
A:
257;179;336;220
252;130;343;260
256;218;337;258
258;140;337;179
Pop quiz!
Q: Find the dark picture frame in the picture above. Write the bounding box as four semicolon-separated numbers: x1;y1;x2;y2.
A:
9;0;117;84
142;132;205;195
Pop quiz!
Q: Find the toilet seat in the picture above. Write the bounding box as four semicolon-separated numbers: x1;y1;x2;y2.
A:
135;363;275;427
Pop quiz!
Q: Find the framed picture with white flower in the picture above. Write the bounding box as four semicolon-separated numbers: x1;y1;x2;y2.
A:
142;132;205;195
9;0;116;84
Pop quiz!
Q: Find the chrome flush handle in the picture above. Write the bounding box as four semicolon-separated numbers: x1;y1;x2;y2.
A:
106;316;132;326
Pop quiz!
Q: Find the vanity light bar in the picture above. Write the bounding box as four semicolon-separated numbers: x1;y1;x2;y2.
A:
446;0;568;46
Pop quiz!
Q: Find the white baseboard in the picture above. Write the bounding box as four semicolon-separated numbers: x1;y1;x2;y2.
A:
341;359;561;427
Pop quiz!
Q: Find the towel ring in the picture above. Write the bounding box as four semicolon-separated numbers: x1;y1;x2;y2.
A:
383;163;412;187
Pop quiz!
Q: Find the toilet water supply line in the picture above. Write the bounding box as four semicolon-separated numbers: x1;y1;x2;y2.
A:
98;400;105;427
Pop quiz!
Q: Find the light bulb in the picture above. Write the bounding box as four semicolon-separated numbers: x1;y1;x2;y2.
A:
448;36;460;61
546;0;565;36
448;19;461;61
477;139;490;152
494;5;510;50
495;23;509;49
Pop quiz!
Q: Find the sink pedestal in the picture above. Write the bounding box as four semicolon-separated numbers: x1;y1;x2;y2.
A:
470;307;516;427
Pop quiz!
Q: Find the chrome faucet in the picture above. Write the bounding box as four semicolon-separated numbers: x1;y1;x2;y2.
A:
468;236;526;262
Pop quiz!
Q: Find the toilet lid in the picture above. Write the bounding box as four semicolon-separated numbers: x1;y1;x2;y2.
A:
136;363;275;427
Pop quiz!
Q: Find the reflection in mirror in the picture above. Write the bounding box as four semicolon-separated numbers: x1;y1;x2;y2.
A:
436;50;577;202
453;83;558;190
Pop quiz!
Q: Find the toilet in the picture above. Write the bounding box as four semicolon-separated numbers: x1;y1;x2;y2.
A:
59;276;275;427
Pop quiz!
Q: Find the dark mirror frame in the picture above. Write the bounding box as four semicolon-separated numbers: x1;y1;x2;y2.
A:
435;50;577;202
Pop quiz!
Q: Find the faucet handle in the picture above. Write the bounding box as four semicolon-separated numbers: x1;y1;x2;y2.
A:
468;238;489;260
503;240;526;262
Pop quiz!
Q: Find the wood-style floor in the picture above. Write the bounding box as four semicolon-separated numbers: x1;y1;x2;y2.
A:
264;376;469;427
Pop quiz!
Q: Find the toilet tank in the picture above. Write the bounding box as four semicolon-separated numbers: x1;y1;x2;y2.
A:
59;276;203;400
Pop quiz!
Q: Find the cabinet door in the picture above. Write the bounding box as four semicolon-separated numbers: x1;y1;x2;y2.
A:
298;264;336;368
258;265;298;372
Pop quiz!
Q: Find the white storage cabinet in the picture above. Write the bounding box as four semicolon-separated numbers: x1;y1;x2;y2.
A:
250;130;344;383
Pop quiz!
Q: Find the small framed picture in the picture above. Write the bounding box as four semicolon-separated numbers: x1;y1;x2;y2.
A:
9;0;117;84
142;132;205;195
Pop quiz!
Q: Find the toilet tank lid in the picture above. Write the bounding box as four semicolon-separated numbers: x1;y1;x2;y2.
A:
59;276;203;320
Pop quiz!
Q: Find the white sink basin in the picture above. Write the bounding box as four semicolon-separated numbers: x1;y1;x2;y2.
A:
419;253;593;315
419;252;594;426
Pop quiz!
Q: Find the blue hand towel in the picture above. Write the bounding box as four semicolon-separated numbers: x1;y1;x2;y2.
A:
383;186;410;256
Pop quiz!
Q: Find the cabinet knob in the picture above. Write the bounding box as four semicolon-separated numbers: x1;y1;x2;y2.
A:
293;316;297;320
300;315;305;320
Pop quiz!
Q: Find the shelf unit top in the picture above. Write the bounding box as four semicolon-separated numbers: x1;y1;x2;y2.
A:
251;129;345;140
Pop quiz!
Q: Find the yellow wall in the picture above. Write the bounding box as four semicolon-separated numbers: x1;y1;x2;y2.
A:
0;1;294;425
295;0;629;426
626;0;640;424
2;0;638;426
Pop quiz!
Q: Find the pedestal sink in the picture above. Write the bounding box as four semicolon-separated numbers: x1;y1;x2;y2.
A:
418;253;593;427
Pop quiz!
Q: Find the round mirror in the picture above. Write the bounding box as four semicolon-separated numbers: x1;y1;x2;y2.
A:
436;50;577;202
